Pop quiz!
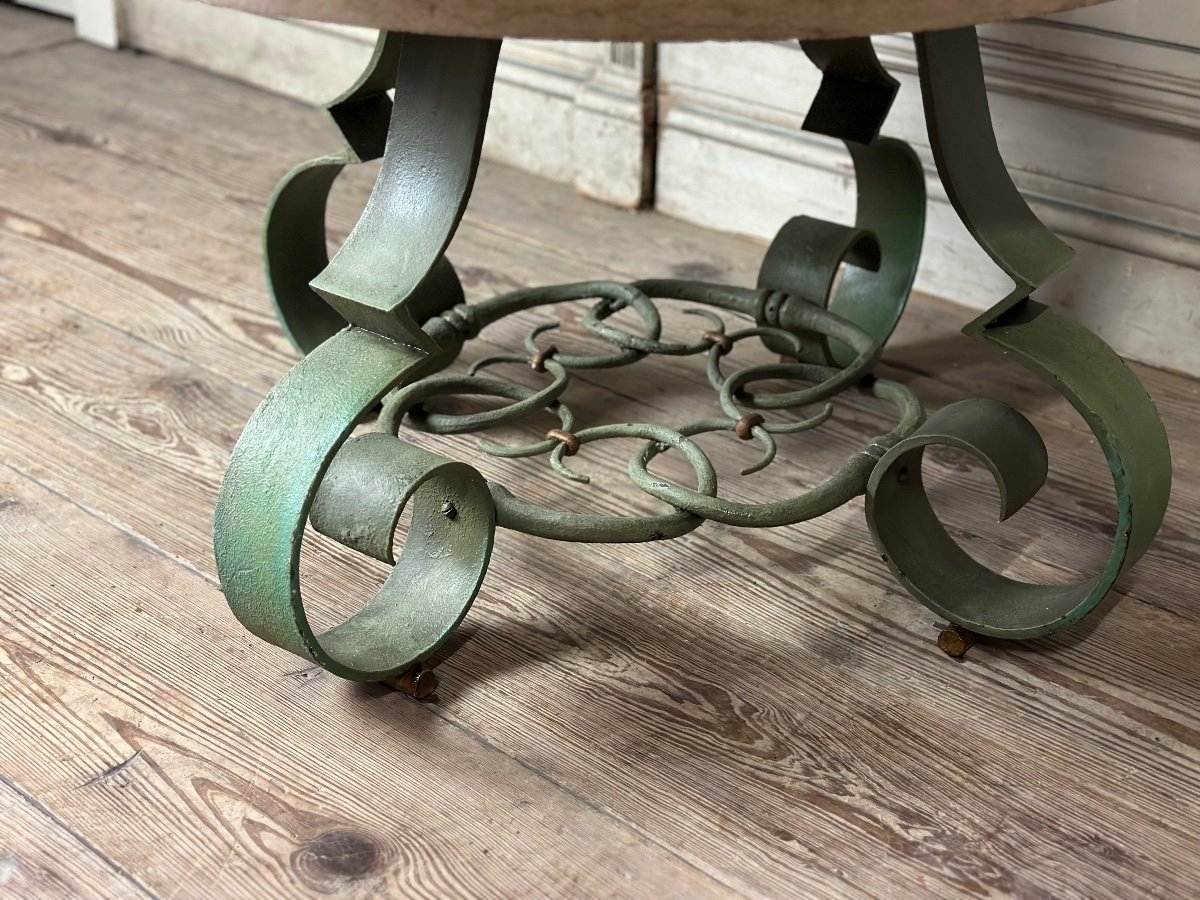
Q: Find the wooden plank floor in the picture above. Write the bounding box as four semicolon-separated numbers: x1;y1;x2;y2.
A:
2;6;1199;897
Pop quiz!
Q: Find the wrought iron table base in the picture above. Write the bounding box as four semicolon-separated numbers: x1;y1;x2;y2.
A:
213;28;1172;682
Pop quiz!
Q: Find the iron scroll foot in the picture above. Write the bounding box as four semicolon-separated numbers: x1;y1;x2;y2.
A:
863;28;1171;639
214;29;1172;683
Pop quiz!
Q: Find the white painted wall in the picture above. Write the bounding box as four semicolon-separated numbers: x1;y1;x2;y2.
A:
13;0;74;16
98;0;1200;374
656;3;1200;374
112;0;646;207
13;0;118;46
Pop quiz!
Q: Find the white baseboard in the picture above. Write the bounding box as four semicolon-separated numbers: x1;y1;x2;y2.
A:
656;22;1200;375
110;0;1200;374
115;0;644;206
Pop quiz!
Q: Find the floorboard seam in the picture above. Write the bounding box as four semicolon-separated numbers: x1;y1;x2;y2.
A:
0;263;668;424
0;460;217;591
425;703;754;899
0;37;78;64
0;770;161;898
0;461;748;895
0;270;267;399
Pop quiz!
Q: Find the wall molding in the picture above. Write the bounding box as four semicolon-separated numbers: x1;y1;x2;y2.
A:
655;17;1200;374
882;25;1200;137
105;0;1200;373
115;0;646;205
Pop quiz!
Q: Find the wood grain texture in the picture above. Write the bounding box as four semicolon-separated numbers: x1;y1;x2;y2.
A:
0;454;733;899
0;5;72;58
1;12;1199;899
0;781;147;899
202;0;1112;41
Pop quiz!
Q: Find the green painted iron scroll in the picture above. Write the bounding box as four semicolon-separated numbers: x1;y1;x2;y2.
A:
217;33;501;680
263;31;400;353
214;329;494;681
865;28;1171;638
215;27;1171;682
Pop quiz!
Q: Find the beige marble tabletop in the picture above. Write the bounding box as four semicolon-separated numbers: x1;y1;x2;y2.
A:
204;0;1111;41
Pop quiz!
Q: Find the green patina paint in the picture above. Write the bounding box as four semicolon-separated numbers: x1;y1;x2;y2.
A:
214;28;1172;682
863;28;1172;638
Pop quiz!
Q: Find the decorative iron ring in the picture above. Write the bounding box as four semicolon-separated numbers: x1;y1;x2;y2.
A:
377;359;569;436
489;422;720;543
725;302;881;410
705;326;804;395
628;376;924;527
472;282;662;369
584;302;728;356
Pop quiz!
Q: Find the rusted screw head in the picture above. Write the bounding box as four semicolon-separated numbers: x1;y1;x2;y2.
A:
440;501;457;520
734;413;766;441
701;330;733;355
384;666;439;700
545;428;581;456
937;626;977;658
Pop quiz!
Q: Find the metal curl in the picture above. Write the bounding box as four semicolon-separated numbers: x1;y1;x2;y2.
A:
472;282;662;369
717;362;842;430
705;326;804;395
858;27;1172;639
467;351;530;376
731;303;881;410
549;439;588;483
378;361;569;437
473;391;586;480
550;422;721;502
488;420;720;543
583;301;730;356
631;377;924;528
262;31;407;355
656;416;778;477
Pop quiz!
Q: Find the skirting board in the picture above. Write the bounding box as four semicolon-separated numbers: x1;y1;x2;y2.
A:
114;0;1197;374
114;0;645;206
656;25;1200;375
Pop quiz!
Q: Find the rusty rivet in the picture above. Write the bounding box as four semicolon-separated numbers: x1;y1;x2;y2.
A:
734;413;765;440
384;665;439;699
545;428;580;456
701;330;733;355
440;501;457;519
531;344;558;373
937;626;977;658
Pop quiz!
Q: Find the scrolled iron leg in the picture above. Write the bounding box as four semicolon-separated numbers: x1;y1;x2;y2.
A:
214;328;495;681
861;27;1171;639
216;32;501;681
758;37;925;365
214;25;1173;689
263;32;401;354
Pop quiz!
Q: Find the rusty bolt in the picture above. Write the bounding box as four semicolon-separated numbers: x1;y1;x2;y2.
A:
701;330;733;355
937;626;977;658
734;413;766;440
384;666;439;699
440;501;457;520
545;428;581;456
531;344;558;373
